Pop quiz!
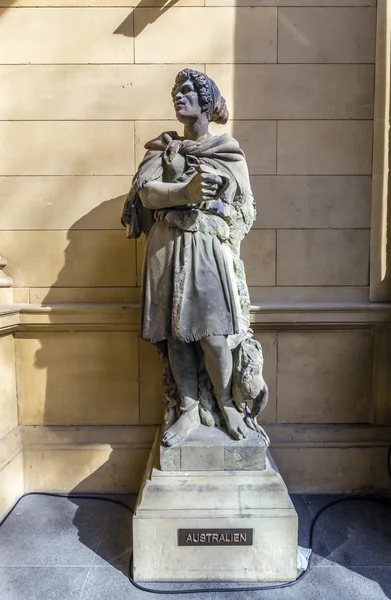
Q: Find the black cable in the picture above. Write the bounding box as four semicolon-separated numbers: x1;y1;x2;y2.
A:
0;442;390;596
128;552;310;595
388;442;391;482
0;492;133;529
127;495;391;595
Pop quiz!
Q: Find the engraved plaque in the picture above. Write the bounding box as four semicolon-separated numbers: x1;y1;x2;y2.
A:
178;529;253;546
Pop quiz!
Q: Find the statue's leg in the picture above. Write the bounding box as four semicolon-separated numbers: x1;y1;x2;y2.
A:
200;336;248;441
161;338;201;447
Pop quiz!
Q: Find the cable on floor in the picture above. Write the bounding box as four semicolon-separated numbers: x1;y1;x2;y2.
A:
0;441;390;595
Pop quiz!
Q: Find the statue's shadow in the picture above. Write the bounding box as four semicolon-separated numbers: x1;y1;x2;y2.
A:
35;195;140;575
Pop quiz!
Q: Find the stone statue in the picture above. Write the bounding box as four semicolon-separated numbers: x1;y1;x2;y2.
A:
122;69;269;448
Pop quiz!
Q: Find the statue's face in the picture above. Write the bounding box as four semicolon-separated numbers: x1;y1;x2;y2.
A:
172;79;202;124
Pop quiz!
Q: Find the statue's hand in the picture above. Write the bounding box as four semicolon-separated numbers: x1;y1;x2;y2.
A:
186;172;224;204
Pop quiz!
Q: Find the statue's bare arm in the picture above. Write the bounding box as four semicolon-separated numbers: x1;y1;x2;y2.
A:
139;172;223;210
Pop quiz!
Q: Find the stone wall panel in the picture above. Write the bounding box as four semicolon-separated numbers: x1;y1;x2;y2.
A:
0;335;17;439
206;64;374;120
0;8;135;64
0;231;137;287
15;332;140;426
278;7;376;63
0;121;135;176
134;7;277;64
277;121;373;175
277;330;373;424
277;229;370;286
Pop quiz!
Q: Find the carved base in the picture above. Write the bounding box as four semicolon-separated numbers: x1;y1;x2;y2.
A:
160;424;267;471
132;431;298;582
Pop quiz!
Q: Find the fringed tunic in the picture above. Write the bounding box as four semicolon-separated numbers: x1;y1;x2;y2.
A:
121;132;255;344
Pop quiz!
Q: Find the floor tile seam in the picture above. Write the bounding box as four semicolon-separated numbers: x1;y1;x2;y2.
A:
0;565;92;568
311;562;391;569
78;563;94;600
89;504;119;568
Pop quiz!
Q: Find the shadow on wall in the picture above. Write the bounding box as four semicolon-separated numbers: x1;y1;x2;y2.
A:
33;199;147;574
114;0;181;38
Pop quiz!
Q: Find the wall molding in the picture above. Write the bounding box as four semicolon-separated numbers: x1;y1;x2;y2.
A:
19;424;391;494
1;302;391;334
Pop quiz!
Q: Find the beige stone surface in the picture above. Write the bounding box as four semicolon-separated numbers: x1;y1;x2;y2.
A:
0;0;202;5
0;0;374;4
15;332;139;425
278;7;376;64
249;286;369;303
0;8;134;64
134;444;297;581
161;425;267;471
0;176;130;230
0;289;13;304
12;289;30;303
134;7;277;63
139;339;164;425
0;335;17;439
0;122;135;176
0;231;136;287
252;176;372;229
30;287;141;304
272;446;390;493
373;330;391;425
277;330;373;424
277;121;373;175
14;423;391;495
277;229;370;286
0;65;203;121
24;447;149;493
0;451;23;520
206;0;375;5
206;64;374;120
241;230;276;286
370;0;391;302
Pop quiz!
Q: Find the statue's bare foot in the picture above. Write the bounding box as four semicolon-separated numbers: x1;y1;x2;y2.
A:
221;404;248;441
162;408;200;447
244;416;270;446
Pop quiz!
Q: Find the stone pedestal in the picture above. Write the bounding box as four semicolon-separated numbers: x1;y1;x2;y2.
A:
160;424;267;471
132;430;298;582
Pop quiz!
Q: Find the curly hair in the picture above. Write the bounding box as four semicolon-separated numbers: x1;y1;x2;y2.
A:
172;69;229;125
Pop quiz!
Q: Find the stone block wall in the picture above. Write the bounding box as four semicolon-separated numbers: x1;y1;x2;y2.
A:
0;1;377;303
0;325;23;517
0;0;390;510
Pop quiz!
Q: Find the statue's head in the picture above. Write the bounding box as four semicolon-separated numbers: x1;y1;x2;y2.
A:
171;69;229;126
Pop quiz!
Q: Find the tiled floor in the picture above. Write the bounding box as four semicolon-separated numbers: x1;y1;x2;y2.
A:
0;493;390;599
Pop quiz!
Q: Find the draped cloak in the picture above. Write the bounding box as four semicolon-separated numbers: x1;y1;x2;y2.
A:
121;132;255;345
